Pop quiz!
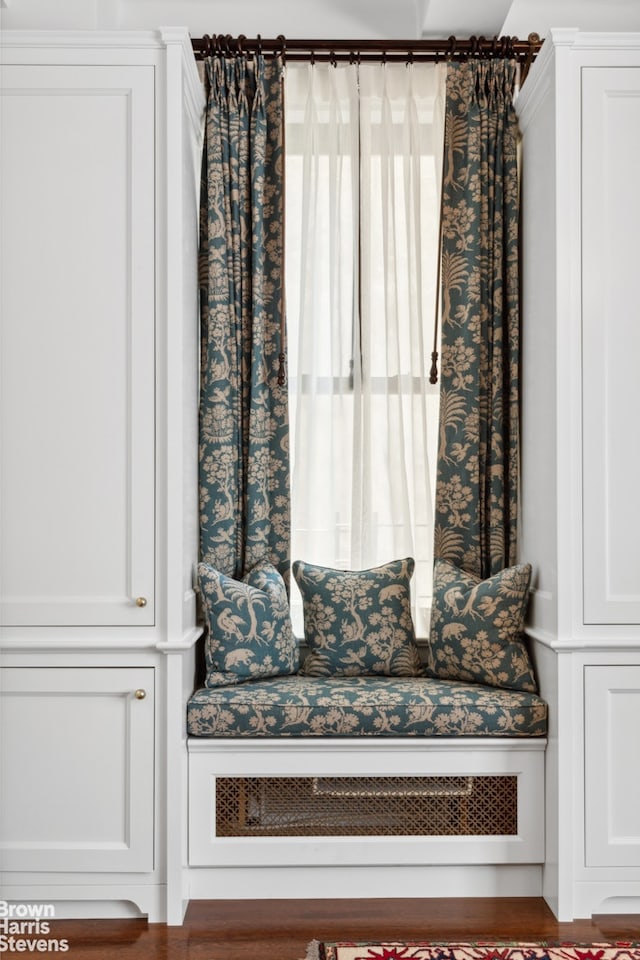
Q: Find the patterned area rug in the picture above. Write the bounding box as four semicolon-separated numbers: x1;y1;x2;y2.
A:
304;943;640;960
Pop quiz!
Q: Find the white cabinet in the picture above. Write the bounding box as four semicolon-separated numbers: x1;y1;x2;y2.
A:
0;667;155;873
0;62;156;627
0;30;205;923
581;67;640;626
517;31;640;921
584;666;640;868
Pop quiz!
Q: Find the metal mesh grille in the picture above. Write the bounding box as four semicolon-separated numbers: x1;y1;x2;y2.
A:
215;775;517;837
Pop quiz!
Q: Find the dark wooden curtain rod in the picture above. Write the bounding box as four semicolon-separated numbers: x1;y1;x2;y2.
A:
191;33;542;69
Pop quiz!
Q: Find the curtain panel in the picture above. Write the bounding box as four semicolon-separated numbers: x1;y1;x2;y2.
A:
433;59;521;580
198;54;290;583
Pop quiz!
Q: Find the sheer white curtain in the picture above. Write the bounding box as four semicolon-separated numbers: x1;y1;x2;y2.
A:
285;60;446;636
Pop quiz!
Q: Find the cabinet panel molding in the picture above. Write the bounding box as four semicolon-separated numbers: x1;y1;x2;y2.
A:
584;665;640;867
581;67;640;625
0;64;155;627
0;667;155;873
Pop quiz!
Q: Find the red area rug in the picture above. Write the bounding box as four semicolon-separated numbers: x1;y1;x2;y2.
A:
304;943;640;960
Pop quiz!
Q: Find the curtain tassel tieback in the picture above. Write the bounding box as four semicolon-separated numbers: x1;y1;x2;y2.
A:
430;125;446;388
277;352;287;387
429;351;439;385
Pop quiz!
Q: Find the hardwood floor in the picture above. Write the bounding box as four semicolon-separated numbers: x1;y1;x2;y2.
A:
36;900;640;960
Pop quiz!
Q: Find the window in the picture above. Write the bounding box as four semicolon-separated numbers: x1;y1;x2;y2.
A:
285;61;445;637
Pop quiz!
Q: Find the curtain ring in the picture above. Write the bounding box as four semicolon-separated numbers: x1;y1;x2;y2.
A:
237;34;245;56
447;36;456;60
276;34;286;63
256;34;262;56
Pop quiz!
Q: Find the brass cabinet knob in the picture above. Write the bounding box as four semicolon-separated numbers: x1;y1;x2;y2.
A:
135;689;146;700
135;597;147;607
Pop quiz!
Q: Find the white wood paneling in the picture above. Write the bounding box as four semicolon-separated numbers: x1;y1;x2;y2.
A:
516;31;640;921
517;57;559;643
188;739;546;868
582;67;640;625
0;667;155;872
0;30;204;923
188;863;543;901
0;63;155;626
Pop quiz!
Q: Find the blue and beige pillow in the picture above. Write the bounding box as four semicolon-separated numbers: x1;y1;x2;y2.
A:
293;557;423;678
198;561;299;687
428;558;537;692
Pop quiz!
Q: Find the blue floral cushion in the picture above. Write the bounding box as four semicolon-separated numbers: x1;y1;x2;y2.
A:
186;675;547;738
293;558;424;678
198;561;299;687
428;559;537;692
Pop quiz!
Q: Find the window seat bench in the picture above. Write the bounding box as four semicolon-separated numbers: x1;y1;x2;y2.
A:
186;674;547;902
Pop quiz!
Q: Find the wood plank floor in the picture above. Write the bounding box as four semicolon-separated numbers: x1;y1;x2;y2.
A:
32;899;640;960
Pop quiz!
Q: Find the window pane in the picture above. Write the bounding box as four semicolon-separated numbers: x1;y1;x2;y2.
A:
285;62;445;639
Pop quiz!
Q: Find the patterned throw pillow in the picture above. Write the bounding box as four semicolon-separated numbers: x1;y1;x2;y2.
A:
293;558;424;678
198;561;299;687
428;559;537;692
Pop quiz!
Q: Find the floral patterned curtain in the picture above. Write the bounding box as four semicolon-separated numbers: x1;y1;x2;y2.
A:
433;60;521;580
199;54;290;583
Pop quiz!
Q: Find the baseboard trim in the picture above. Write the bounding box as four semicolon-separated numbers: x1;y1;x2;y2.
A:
188;864;543;901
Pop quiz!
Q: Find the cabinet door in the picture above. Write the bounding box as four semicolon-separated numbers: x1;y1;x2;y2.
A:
581;67;640;625
0;64;155;626
0;667;154;873
584;665;640;867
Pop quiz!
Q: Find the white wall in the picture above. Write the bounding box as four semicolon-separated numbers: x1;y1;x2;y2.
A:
502;0;640;36
3;0;640;40
0;0;423;37
422;0;513;39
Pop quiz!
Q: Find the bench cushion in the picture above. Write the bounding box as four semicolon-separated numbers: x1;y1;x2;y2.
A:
187;675;547;738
